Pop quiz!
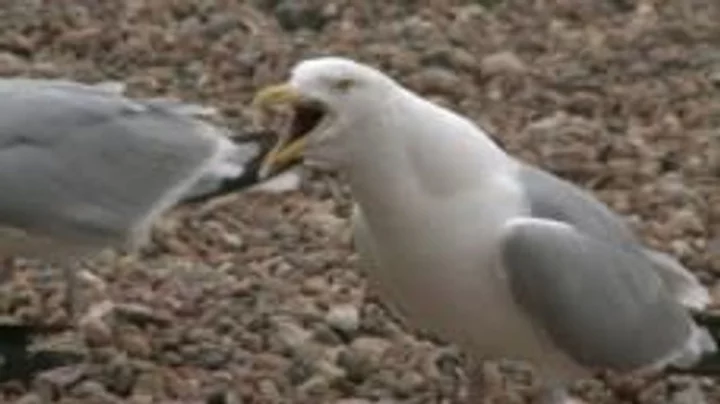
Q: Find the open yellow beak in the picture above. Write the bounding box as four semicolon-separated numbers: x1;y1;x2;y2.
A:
252;83;307;179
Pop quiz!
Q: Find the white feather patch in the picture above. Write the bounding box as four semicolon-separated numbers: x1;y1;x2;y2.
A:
249;167;303;193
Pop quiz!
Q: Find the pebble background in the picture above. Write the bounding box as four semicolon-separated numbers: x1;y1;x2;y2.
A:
1;0;720;403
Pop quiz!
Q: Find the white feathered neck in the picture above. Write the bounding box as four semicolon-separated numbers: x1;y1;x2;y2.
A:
343;86;515;216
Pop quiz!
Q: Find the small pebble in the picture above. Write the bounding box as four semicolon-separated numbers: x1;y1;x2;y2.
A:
73;380;124;404
81;318;114;347
480;51;527;76
325;304;360;335
14;393;43;404
669;381;708;404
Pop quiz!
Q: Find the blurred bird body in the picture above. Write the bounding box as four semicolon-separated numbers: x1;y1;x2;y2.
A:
0;78;286;381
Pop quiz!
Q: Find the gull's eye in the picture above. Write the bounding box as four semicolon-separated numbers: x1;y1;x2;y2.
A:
332;78;355;92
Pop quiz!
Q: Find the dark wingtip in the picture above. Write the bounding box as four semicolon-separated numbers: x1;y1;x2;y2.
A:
179;129;299;205
0;323;84;383
692;310;720;329
666;355;720;376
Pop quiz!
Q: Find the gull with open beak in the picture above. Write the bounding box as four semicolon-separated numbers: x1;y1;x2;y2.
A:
252;57;720;403
253;83;330;178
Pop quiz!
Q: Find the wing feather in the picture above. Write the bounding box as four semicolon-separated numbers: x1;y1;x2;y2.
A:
518;164;708;309
500;218;709;371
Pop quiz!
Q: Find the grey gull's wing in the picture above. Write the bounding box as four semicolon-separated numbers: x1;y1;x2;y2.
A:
643;249;710;310
518;164;709;309
500;217;713;372
518;164;638;245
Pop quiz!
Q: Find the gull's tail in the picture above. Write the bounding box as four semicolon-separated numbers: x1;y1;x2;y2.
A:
668;311;720;375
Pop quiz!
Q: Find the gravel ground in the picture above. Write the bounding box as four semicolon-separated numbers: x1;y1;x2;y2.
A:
1;0;720;403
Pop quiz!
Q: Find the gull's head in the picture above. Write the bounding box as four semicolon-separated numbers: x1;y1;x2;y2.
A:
253;57;397;177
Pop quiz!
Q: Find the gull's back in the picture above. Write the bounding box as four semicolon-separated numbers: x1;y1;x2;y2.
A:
0;79;224;255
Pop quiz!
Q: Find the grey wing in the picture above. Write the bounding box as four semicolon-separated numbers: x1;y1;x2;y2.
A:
518;164;708;309
142;97;220;118
500;217;713;372
0;78;218;118
518;164;638;245
0;78;126;97
643;249;710;310
0;79;230;246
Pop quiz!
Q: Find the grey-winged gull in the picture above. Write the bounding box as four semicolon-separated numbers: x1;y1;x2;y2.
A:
252;56;720;403
0;77;292;381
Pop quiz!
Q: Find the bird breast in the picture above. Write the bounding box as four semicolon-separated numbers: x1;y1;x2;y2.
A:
355;177;544;356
